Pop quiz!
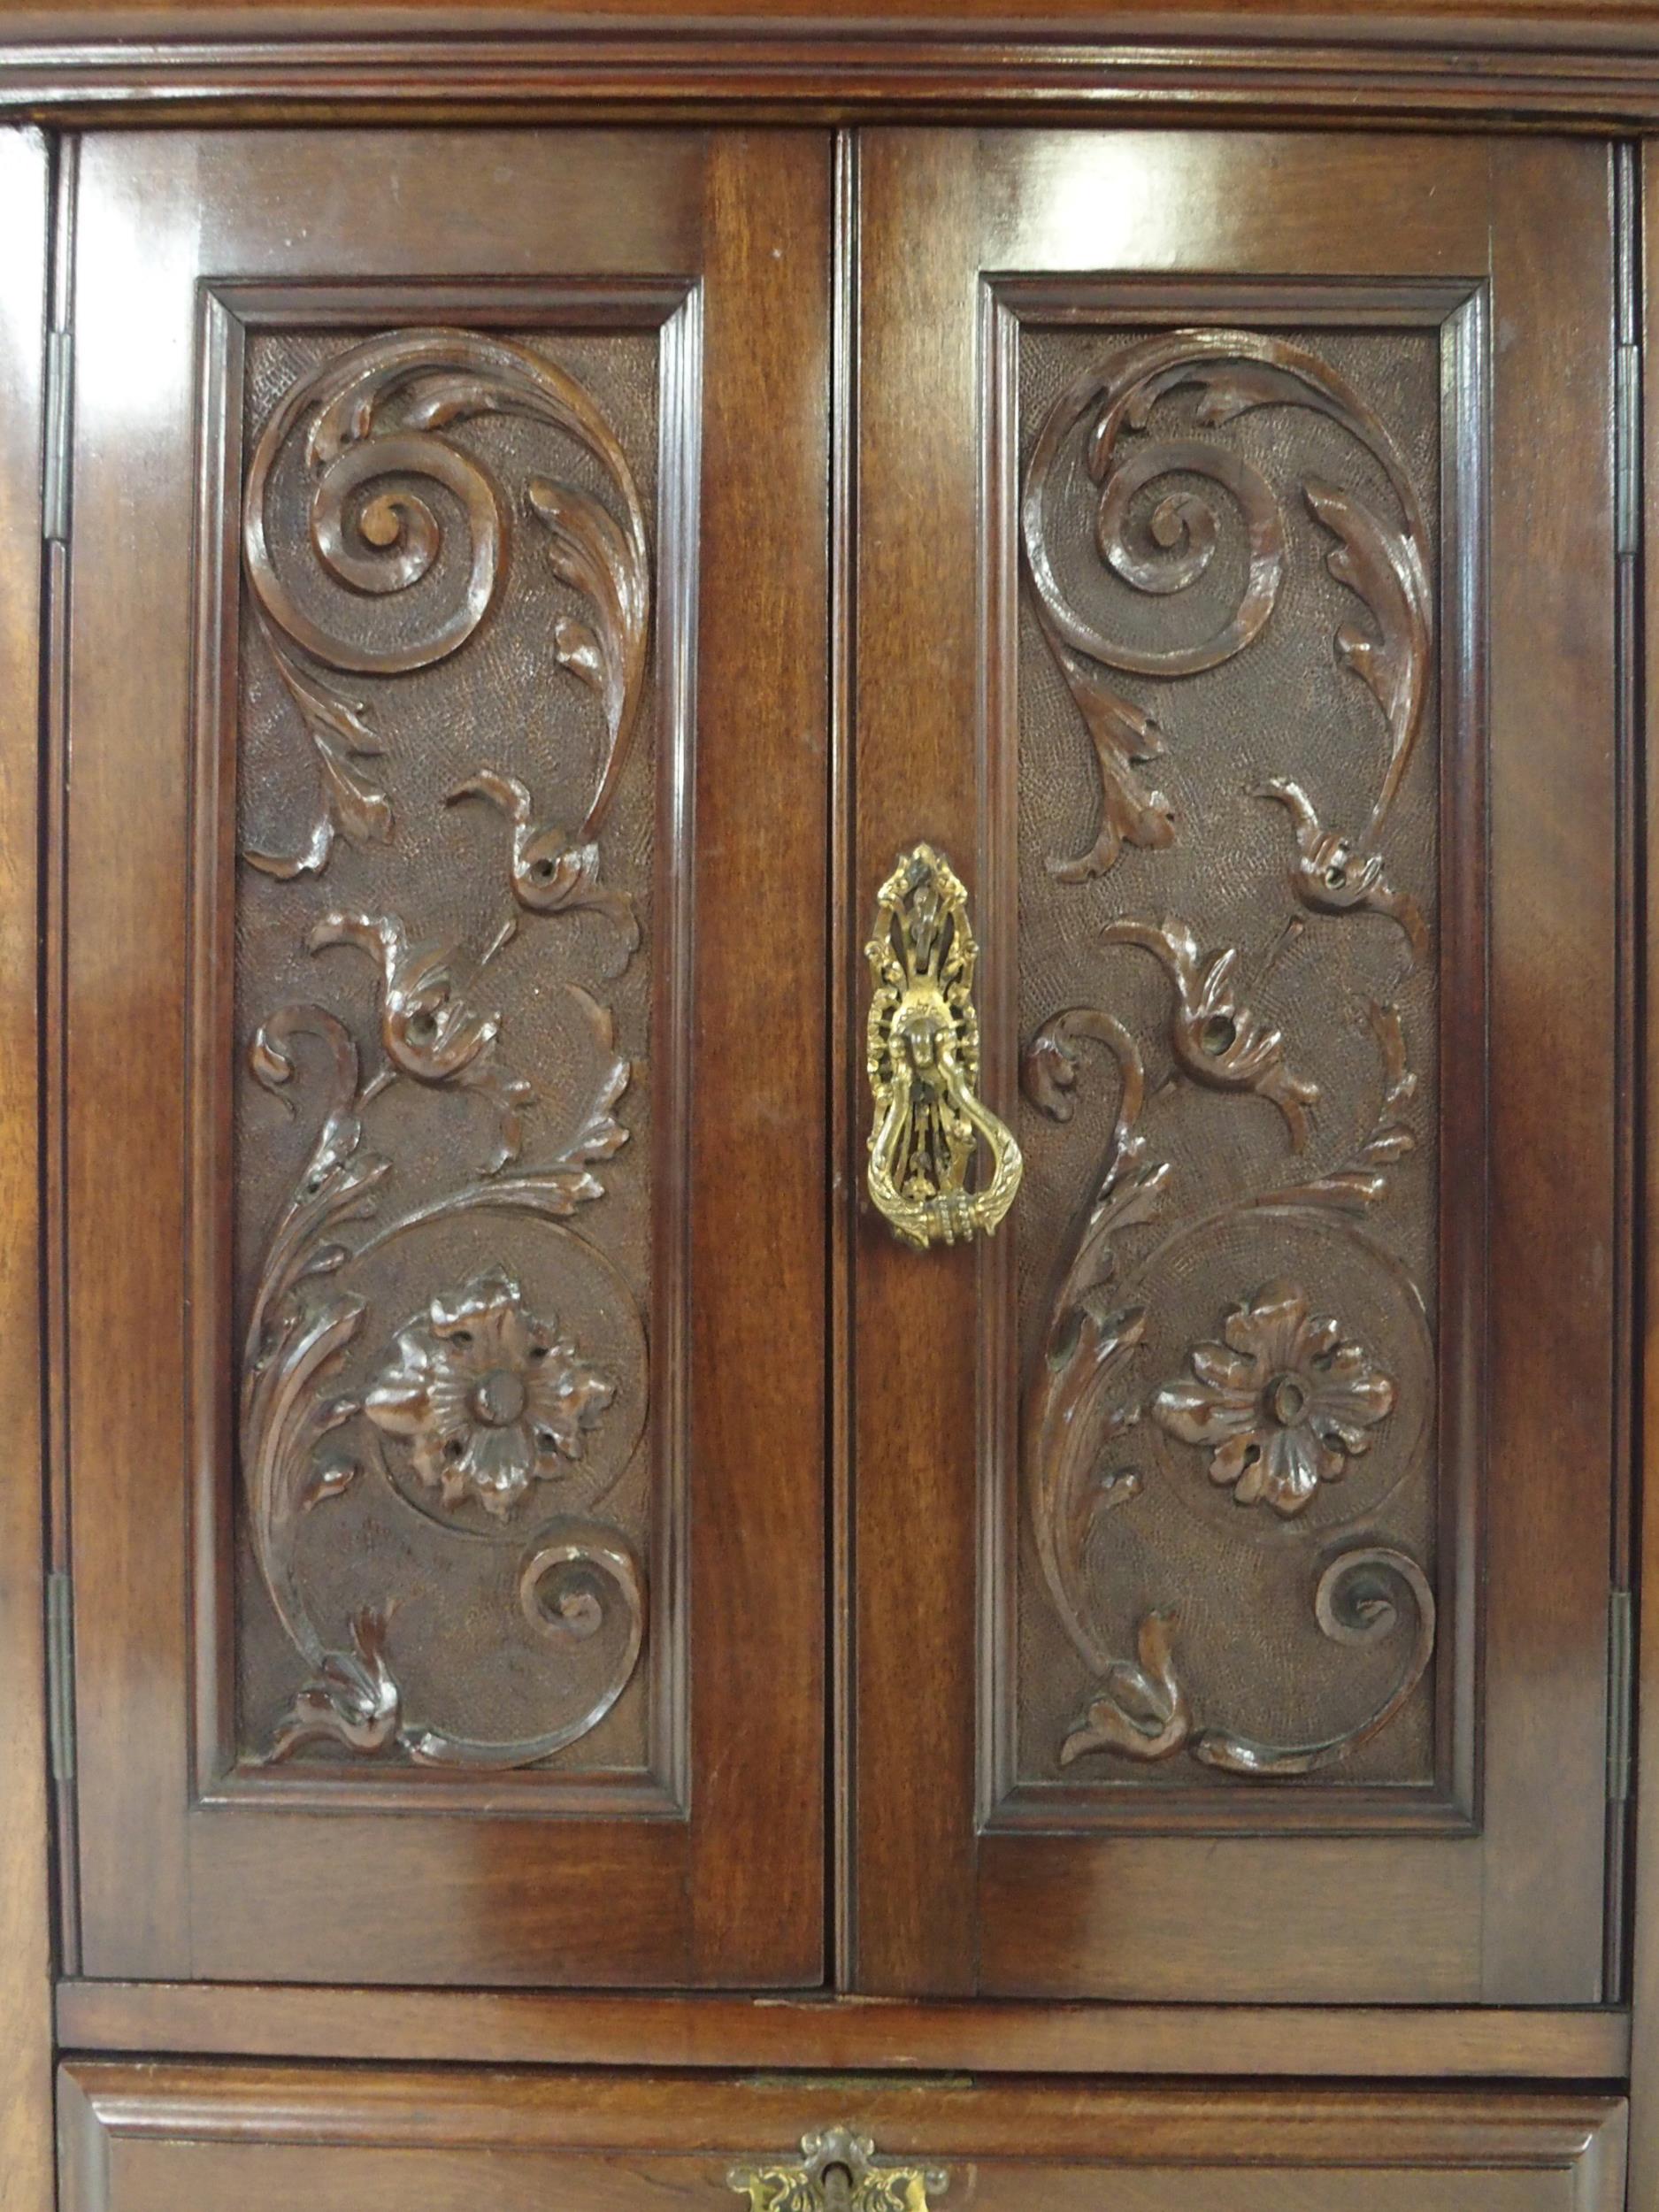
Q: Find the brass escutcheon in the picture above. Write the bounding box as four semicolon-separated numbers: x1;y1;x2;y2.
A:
865;841;1022;1248
729;2126;949;2212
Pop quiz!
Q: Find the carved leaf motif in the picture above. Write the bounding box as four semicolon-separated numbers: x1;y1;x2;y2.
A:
1255;778;1430;965
1061;1609;1192;1767
564;986;633;1165
353;993;634;1243
309;910;535;1174
1021;1008;1170;1676
245;1292;368;1648
1048;651;1176;882
528;475;651;838
1058;1553;1436;1778
244;632;393;881
267;1605;403;1763
1020;327;1441;1791
554;614;605;689
448;770;640;967
1303;477;1432;833
1102;916;1320;1149
235;329;658;1778
1256;1002;1418;1216
242;991;647;1765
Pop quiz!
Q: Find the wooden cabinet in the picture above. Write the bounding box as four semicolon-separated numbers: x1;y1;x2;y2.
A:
0;17;1655;2212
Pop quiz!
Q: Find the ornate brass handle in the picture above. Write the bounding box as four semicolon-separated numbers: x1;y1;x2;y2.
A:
729;2127;949;2212
865;841;1023;1248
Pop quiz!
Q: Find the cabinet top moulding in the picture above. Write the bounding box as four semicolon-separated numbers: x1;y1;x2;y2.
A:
9;2;1659;125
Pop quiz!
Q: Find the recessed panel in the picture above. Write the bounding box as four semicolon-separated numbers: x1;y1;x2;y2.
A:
986;292;1483;1832
203;295;695;1806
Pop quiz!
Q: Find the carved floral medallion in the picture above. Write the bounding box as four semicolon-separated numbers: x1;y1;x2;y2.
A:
365;1268;615;1518
1151;1279;1396;1517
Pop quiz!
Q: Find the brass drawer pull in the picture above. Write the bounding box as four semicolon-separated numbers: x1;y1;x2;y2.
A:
865;841;1023;1248
729;2126;949;2212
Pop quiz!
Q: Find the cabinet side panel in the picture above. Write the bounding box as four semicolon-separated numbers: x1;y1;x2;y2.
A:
0;119;51;2212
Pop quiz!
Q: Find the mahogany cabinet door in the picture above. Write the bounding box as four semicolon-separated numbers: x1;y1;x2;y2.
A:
57;2065;1628;2212
849;130;1624;2001
58;127;830;1985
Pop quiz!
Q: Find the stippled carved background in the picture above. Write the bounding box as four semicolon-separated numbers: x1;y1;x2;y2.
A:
229;318;679;1786
1002;319;1454;1811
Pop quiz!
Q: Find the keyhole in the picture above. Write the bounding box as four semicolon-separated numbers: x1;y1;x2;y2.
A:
819;2165;856;2212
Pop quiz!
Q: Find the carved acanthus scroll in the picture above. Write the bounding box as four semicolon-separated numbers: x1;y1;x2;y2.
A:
242;329;649;880
1020;325;1440;1786
236;326;655;1772
1021;328;1431;894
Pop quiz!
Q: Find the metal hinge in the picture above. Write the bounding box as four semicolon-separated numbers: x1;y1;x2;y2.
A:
1615;341;1641;559
42;324;71;544
1608;1587;1633;1805
46;1568;75;1786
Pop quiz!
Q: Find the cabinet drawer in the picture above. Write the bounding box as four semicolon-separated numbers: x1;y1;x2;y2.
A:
59;2065;1626;2212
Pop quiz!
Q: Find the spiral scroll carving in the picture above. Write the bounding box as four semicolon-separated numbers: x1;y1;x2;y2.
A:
1021;328;1431;885
242;327;649;879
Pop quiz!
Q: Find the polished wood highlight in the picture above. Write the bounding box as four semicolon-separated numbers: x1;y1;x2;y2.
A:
0;117;53;2212
53;1982;1634;2083
56;2065;1630;2212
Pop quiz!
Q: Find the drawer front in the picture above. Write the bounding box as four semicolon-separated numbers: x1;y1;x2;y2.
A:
59;2066;1627;2212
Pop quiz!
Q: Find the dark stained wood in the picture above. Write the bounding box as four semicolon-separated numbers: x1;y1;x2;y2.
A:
60;126;829;1988
53;1981;1634;2082
56;2064;1630;2212
16;10;1659;129
0;118;53;2212
851;127;1621;2004
686;127;830;1981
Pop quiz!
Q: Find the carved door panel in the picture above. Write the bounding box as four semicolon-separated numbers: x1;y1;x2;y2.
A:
59;128;829;1985
849;131;1624;2001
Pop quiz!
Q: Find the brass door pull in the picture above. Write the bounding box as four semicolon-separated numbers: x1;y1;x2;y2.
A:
865;841;1023;1248
729;2127;949;2212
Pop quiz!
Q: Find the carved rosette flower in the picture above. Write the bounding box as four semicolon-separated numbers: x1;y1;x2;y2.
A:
1151;1278;1394;1517
365;1266;614;1518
